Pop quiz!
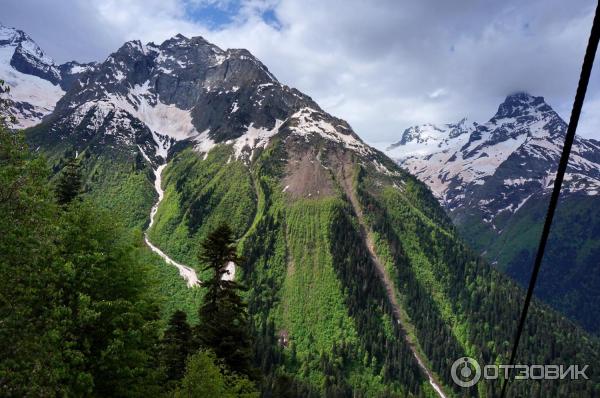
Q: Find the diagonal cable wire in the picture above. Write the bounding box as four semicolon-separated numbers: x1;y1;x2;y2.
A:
500;2;600;397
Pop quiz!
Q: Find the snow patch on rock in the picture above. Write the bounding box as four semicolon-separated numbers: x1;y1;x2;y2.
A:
0;45;64;128
231;120;284;158
290;107;373;156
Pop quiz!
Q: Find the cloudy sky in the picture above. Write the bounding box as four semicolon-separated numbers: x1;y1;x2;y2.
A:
3;0;600;143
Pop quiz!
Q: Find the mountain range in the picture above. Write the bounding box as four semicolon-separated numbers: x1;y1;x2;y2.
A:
2;22;599;397
385;93;600;333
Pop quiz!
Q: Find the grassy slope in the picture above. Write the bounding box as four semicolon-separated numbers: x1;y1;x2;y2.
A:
148;146;256;274
150;141;423;396
281;199;359;358
29;120;600;396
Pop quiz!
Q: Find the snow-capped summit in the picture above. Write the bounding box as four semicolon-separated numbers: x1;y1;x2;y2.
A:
30;31;380;170
492;92;554;120
0;23;65;127
386;94;600;333
2;25;378;171
0;23;95;128
0;23;61;84
385;118;475;160
386;92;600;221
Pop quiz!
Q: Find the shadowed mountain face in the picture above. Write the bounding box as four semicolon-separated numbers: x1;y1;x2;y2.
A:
386;93;600;333
6;22;600;396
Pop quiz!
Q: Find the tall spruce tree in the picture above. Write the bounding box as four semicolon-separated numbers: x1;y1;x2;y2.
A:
196;224;256;379
161;310;192;383
55;157;82;205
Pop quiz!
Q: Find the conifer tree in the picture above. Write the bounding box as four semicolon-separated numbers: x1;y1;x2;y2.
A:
55;157;82;205
161;310;192;382
196;224;256;379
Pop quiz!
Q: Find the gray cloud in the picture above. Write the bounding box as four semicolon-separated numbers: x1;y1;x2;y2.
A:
2;0;599;142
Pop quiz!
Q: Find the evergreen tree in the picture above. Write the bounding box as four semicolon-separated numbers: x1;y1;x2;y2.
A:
0;124;165;396
55;157;82;205
57;202;164;397
196;224;256;379
161;310;192;382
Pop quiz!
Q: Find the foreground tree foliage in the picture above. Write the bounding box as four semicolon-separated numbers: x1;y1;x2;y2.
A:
0;125;163;396
0;116;264;396
159;225;260;396
0;121;66;396
175;350;259;398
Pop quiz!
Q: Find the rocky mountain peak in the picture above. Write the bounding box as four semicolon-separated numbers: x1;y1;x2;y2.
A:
386;93;599;221
0;22;31;47
493;92;553;120
0;22;60;85
29;30;385;173
391;117;473;148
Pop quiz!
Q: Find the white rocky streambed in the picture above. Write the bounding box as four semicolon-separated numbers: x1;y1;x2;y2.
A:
144;164;235;287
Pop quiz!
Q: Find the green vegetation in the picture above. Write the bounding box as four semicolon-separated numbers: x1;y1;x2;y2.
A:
281;199;359;358
138;244;204;324
154;141;424;396
55;157;82;205
15;87;600;397
83;157;155;229
175;350;259;398
0;128;164;397
161;310;193;384
149;146;256;269
356;165;600;397
2;127;264;397
197;224;256;379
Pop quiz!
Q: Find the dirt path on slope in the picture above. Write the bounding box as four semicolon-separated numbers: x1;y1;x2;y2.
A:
338;165;448;398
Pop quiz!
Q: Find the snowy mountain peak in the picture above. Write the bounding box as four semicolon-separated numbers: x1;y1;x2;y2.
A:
493;92;553;120
385;118;475;163
0;22;60;83
0;23;27;45
0;23;40;49
0;24;68;128
386;93;600;228
389;117;474;148
38;31;382;168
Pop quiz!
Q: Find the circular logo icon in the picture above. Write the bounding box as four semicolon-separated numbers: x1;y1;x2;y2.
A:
451;357;481;387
